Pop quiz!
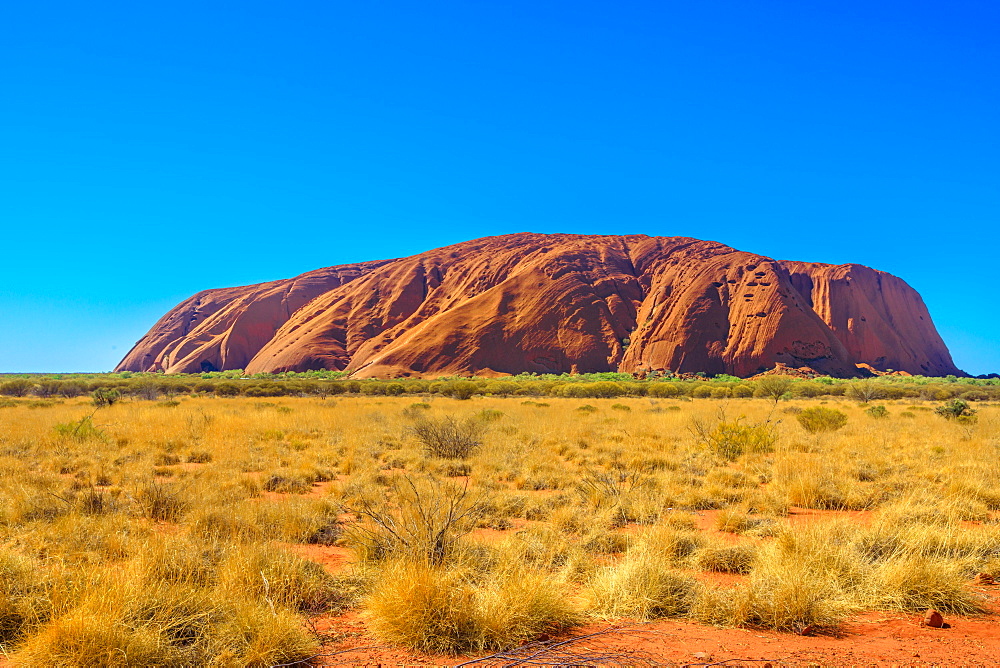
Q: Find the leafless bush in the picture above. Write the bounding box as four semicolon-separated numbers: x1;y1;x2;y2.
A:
342;475;481;564
846;380;886;404
134;381;160;401
133;480;189;522
410;416;485;459
577;463;644;508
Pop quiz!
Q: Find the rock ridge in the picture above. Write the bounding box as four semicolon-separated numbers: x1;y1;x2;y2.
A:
116;233;961;378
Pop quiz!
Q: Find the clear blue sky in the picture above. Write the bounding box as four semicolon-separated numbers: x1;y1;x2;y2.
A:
1;1;997;374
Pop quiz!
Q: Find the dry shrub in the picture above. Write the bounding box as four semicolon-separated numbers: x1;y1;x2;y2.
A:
741;487;789;518
14;575;317;668
659;510;699;530
189;497;340;545
24;514;148;564
411;416;485;459
641;524;706;563
133;479;189;522
186;450;213;463
343;475;481;565
138;536;219;587
16;608;173;667
475;408;504;423
506;525;583;571
766;520;989;620
402;402;432;419
705;467;757;489
796;407;848;433
68;485;120;516
981;556;1000;580
772;456;867;510
364;560;579;653
581;528;631;555
692;415;776;461
714;508;763;534
53;416;105;443
688;585;739;626
209;604;318;667
0;549;50;645
10;535;330;667
153;452;182;466
586;543;699;620
721;560;853;632
547;505;590;537
691;524;861;631
865;555;985;614
189;507;262;542
695;543;757;574
575;464;659;525
123;581;222;656
216;544;349;613
252;497;342;544
262;471;313;494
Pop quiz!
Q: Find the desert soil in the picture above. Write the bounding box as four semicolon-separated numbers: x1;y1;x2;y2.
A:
289;508;1000;667
306;596;1000;666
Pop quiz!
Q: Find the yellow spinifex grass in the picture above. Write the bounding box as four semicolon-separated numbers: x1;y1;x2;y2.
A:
585;540;700;620
363;559;581;654
0;392;996;659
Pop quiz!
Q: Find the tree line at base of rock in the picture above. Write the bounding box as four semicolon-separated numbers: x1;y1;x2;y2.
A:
1;373;998;404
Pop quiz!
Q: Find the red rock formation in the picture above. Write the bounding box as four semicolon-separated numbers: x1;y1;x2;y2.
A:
115;260;390;373
116;234;962;378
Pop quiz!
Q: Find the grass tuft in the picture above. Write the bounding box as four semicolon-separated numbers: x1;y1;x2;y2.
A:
364;560;579;653
587;543;700;620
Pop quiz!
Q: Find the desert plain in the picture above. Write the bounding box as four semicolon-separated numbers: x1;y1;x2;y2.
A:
0;375;998;666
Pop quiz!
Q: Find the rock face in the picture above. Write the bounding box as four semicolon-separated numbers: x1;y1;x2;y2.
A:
116;233;962;378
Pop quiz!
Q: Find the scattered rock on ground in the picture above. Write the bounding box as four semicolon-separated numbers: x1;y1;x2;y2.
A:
923;609;944;628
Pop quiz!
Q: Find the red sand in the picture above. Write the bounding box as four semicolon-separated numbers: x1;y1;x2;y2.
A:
309;588;1000;666
296;508;1000;666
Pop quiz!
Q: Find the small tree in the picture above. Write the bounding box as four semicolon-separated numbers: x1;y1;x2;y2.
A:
935;399;976;421
0;379;33;397
755;376;793;404
448;381;478;400
214;382;241;397
134;381;160;401
92;388;121;408
845;380;886;404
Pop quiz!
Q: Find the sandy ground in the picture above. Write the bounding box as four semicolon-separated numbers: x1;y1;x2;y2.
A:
290;498;1000;667
306;591;1000;666
3;478;994;667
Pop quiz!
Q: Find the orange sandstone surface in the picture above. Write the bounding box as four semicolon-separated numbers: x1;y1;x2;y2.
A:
116;233;960;378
